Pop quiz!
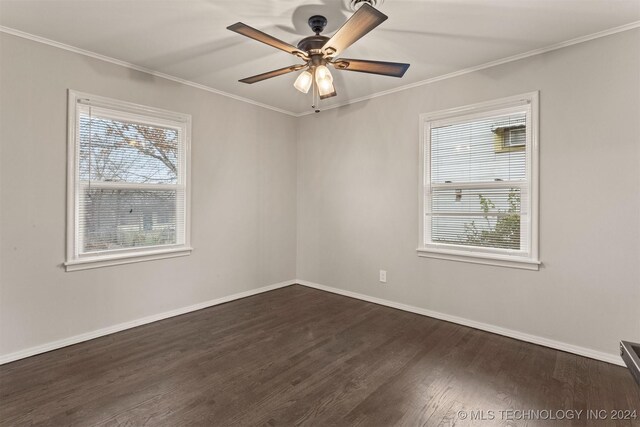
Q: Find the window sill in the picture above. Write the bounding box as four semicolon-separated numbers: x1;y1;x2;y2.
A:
65;247;193;272
417;248;540;271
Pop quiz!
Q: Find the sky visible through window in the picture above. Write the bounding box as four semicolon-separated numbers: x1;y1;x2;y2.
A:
79;114;178;184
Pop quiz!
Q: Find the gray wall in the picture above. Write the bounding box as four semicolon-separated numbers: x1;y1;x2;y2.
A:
2;28;639;362
0;33;297;356
297;29;640;358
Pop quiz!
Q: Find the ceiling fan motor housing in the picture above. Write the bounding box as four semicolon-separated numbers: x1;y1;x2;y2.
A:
297;34;330;55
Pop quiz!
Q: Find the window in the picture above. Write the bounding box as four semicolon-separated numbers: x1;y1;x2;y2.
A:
418;93;539;270
66;91;191;271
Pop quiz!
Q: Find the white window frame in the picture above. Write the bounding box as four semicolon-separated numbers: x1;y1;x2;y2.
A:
65;90;192;272
418;92;540;270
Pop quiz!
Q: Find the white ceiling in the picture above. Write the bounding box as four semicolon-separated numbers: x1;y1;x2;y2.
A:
1;0;639;114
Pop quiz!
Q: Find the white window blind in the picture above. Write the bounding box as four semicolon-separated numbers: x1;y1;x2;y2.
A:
66;91;191;271
419;93;539;269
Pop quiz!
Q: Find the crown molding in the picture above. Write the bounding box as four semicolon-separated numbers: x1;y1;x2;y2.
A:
298;20;640;116
2;21;639;118
0;25;299;117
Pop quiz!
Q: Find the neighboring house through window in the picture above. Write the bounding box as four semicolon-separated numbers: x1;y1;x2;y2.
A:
66;91;191;271
418;92;539;270
493;119;526;153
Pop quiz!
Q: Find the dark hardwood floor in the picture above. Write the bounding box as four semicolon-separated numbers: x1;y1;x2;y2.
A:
1;285;638;426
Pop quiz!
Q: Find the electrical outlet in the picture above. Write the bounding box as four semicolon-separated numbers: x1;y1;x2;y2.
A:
379;270;387;283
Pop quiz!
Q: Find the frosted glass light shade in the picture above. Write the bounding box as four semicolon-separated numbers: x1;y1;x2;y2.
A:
315;65;333;83
315;65;335;97
317;79;335;97
293;70;313;93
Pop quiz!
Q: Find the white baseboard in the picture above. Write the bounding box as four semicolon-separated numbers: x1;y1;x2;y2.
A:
1;279;624;367
296;280;624;367
0;280;297;365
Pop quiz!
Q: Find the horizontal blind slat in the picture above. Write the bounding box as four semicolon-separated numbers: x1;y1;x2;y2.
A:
426;111;529;252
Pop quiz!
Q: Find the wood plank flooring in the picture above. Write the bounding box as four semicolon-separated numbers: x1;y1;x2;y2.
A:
1;285;638;426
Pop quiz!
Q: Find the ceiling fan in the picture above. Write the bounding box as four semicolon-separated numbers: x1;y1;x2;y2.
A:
227;2;410;111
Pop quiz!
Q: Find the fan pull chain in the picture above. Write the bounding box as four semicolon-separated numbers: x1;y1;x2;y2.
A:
312;78;317;112
312;76;320;113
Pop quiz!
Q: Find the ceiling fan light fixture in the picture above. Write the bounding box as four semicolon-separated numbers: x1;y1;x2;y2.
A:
317;79;335;96
294;70;313;93
318;83;336;100
315;65;335;97
317;79;336;98
229;1;408;110
315;65;333;83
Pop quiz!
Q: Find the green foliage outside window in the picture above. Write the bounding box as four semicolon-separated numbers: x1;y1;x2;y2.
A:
464;189;521;250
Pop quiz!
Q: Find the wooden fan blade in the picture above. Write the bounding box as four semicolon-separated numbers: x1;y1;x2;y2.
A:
239;64;306;84
332;58;410;77
227;22;308;59
322;4;387;58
